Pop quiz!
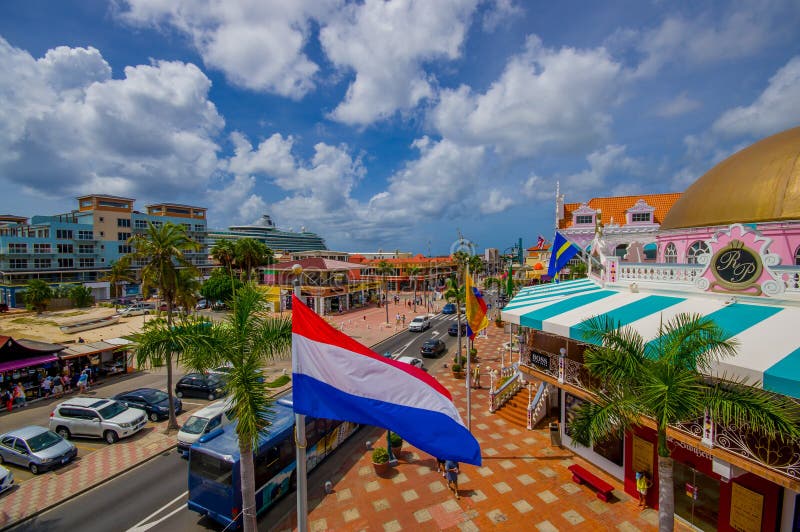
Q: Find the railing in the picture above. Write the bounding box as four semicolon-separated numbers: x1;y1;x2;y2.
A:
772;265;800;295
612;263;703;287
527;383;548;430
489;363;521;413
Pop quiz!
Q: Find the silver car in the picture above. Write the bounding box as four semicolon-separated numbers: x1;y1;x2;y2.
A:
0;465;13;494
0;426;77;475
49;398;148;444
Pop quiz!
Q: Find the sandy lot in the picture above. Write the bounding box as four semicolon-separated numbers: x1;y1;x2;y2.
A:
0;306;153;345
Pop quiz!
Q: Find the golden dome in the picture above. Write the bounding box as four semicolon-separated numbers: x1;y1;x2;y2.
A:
661;126;800;230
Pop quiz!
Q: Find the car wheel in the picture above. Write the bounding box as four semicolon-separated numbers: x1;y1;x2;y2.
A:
29;463;40;475
176;391;184;398
207;393;216;401
149;412;160;422
104;430;119;444
56;426;71;440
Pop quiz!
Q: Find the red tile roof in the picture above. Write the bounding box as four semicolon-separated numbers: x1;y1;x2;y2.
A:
560;192;681;229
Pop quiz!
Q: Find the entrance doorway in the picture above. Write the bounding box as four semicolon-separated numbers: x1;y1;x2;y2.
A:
672;462;720;531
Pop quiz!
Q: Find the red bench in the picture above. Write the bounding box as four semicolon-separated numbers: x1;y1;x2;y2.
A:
568;464;614;502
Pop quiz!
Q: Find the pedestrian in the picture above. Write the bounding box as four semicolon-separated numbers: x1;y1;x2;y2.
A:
472;364;481;389
445;460;460;499
61;374;71;394
13;383;26;408
78;336;85;343
77;370;89;394
636;471;652;509
52;376;64;397
436;457;447;477
41;375;52;398
401;314;406;325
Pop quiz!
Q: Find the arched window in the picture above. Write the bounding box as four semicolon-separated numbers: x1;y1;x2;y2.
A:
687;241;710;265
664;243;677;264
795;246;800;266
615;244;628;258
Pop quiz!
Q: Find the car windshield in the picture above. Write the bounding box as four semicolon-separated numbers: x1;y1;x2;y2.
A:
98;401;128;419
181;415;209;435
212;366;232;374
207;375;224;387
26;430;62;452
411;318;423;323
139;389;168;404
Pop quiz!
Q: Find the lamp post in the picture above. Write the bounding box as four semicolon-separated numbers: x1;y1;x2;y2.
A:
292;264;309;532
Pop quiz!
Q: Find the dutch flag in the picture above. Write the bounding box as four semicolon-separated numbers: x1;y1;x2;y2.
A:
291;295;481;465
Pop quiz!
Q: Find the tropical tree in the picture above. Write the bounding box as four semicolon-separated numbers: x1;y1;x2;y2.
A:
569;313;800;532
444;276;467;354
101;258;136;301
235;238;273;282
467;254;484;277
127;221;201;430
68;285;94;308
175;268;201;315
211;240;237;273
132;285;292;532
406;265;421;311
24;279;52;313
570;260;588;279
201;268;243;305
375;260;394;324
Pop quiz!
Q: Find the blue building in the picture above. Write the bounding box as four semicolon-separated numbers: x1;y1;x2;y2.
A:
0;195;209;307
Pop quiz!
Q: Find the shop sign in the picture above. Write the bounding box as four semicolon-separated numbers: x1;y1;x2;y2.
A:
667;437;713;460
685;482;698;500
710;240;762;290
730;482;763;532
530;352;550;370
632;435;654;476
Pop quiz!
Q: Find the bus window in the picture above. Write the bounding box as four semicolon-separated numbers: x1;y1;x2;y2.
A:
190;452;233;486
255;445;281;487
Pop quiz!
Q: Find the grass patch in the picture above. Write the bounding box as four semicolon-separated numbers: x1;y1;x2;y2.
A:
266;374;291;388
10;317;58;326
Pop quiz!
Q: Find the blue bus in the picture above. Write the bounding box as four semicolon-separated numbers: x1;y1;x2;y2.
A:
187;394;359;529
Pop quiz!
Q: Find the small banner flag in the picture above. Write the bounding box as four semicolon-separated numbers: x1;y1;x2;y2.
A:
547;232;580;278
465;273;489;338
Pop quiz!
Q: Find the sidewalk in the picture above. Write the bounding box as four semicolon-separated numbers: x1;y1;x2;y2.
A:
271;328;659;531
0;304;402;530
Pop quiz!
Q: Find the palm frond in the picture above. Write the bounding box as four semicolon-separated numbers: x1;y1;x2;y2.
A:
655;313;738;371
638;363;705;428
568;392;640;448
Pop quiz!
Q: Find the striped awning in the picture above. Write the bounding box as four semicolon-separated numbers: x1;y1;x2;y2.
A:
501;278;800;399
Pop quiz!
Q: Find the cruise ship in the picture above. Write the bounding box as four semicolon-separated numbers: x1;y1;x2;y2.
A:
207;215;327;253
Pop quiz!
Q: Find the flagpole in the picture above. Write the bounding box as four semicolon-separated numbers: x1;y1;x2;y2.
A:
465;262;471;431
293;266;309;532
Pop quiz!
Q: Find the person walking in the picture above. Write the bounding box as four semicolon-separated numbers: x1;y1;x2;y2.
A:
13;383;26;408
472;364;481;389
435;457;447;477
445;460;460;499
41;375;52;398
77;370;89;394
2;388;12;412
636;471;652;509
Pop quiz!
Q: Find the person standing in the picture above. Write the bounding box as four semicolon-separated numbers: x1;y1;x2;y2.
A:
77;370;89;394
636;471;652;509
445;460;460;499
41;375;52;398
472;364;481;389
13;383;26;408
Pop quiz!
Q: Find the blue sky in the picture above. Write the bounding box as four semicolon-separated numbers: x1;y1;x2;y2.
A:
1;1;799;255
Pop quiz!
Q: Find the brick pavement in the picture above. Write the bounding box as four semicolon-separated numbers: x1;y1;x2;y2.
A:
271;327;659;532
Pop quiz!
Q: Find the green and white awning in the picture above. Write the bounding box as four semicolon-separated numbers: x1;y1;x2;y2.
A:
501;278;800;399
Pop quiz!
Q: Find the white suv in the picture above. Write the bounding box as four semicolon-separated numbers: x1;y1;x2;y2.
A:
49;398;148;444
408;315;431;332
118;302;155;317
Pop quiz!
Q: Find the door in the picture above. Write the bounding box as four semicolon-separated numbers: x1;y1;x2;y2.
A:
0;436;18;466
12;439;30;467
672;462;720;531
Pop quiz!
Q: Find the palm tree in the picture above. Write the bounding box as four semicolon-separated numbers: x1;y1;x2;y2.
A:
467;254;484;277
101;258;136;302
570;313;800;532
24;279;52;313
175;268;201;315
132;285;291;532
127;221;201;430
375;260;394;324
570;260;588;279
407;265;421;312
444;276;467;355
235;238;272;282
211;240;237;273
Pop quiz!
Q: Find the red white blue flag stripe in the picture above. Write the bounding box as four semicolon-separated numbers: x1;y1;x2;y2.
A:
291;295;481;465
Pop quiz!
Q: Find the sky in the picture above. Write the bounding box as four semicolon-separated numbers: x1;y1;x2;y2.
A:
1;0;799;255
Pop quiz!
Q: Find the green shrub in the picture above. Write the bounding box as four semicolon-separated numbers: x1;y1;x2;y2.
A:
372;447;390;464
389;432;403;447
453;354;466;366
452;363;462;373
266;375;291;388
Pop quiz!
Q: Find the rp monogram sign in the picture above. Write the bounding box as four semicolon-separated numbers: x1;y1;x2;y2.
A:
710;240;762;290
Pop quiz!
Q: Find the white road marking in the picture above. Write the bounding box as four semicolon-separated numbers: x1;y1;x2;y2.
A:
395;340;414;355
127;490;188;531
431;331;440;337
180;401;204;406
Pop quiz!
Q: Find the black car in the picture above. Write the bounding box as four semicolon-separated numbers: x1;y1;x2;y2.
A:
448;322;467;336
175;373;227;400
113;388;183;422
420;339;447;358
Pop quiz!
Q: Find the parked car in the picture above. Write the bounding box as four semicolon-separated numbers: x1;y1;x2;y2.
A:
408;315;431;332
0;465;12;494
211;301;228;311
49;398;147;444
442;303;456;314
176;398;234;455
175;373;227;400
448;322;467;336
117;302;155;317
113;388;183;422
0;426;77;474
420;338;446;357
395;356;426;371
195;299;209;310
207;365;264;383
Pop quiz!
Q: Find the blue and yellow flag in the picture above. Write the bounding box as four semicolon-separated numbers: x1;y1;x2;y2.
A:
547;232;580;278
465;273;489;337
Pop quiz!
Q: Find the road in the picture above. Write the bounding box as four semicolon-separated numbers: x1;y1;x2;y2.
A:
8;311;467;532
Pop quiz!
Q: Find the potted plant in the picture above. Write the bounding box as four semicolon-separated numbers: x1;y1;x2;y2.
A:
389;432;403;455
453;354;466;366
495;316;504;328
451;363;464;378
372;447;391;476
469;347;478;362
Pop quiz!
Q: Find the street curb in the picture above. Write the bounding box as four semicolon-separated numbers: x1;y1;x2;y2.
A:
0;443;177;531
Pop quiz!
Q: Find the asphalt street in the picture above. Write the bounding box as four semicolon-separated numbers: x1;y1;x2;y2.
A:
7;312;466;532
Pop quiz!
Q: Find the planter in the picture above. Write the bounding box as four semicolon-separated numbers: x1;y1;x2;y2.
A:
391;445;402;457
372;461;392;477
495;320;504;328
452;370;465;379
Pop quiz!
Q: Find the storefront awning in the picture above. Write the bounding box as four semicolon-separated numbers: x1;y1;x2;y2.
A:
501;278;800;399
0;354;59;373
59;341;119;360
